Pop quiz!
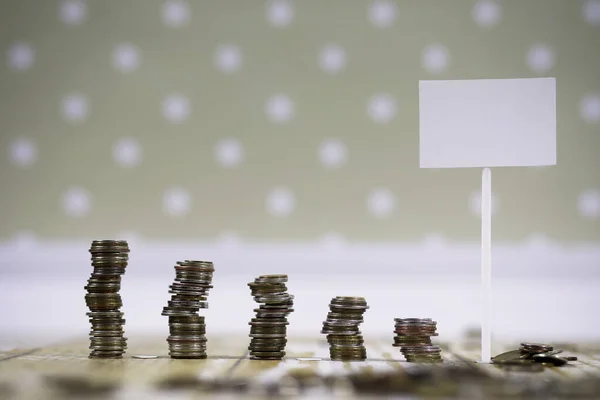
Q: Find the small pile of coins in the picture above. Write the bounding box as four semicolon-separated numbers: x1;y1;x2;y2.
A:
247;274;294;360
321;297;369;361
520;342;553;355
491;342;577;370
161;260;215;359
85;240;130;359
393;318;443;363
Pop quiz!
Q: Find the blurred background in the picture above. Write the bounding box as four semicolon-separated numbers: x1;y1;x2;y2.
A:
0;0;599;348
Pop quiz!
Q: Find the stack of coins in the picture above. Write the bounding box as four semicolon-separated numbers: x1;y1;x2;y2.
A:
161;260;215;359
520;342;553;355
321;297;369;361
247;274;294;360
491;342;576;368
393;318;443;363
85;240;130;359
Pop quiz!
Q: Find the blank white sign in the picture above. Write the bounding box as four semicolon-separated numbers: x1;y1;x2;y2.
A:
419;77;556;168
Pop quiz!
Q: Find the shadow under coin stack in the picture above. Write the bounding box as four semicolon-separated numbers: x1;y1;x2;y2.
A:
321;297;369;361
161;261;215;359
393;318;443;363
247;274;294;360
85;240;130;359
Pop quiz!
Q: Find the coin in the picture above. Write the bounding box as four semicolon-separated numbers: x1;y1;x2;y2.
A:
162;261;215;359
247;275;294;360
491;350;524;363
85;240;130;359
520;342;554;354
322;297;369;361
393;318;443;363
493;343;575;371
532;354;568;366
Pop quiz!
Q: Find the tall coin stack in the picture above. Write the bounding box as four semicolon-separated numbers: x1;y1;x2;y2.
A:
85;240;130;359
321;296;369;361
247;274;294;360
392;318;443;363
161;260;215;359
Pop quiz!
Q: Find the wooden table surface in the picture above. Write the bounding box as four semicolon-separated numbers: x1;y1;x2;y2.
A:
1;335;599;399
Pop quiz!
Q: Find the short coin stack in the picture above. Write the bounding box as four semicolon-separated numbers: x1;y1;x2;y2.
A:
161;260;215;359
393;318;443;363
85;240;130;359
321;296;369;361
520;342;553;355
247;274;294;360
491;342;577;369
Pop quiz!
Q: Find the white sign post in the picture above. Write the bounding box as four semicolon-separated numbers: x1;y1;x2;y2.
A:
418;77;557;363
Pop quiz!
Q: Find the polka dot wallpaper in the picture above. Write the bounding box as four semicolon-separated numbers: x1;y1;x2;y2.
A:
0;0;599;243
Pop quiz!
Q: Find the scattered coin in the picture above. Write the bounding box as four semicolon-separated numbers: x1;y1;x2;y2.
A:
491;350;524;363
161;260;215;359
532;354;568;366
322;297;369;361
248;274;294;360
132;355;159;359
393;318;443;363
492;358;536;366
520;342;553;354
85;240;130;359
492;342;577;370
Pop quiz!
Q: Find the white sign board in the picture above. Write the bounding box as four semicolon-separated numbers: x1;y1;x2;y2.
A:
419;77;556;169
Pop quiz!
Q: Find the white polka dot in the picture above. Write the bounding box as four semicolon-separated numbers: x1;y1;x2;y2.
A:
583;0;600;25
7;42;35;72
318;44;346;74
112;137;142;168
367;94;397;124
266;187;295;217
217;231;241;248
421;233;447;251
59;0;87;25
469;190;499;217
320;232;347;250
63;186;92;217
112;43;141;73
422;44;450;74
214;44;242;74
472;0;501;28
163;187;191;217
12;231;37;251
367;188;396;217
368;0;397;28
214;138;244;168
580;94;600;124
162;0;190;28
578;189;600;219
318;139;347;168
162;94;190;123
526;233;551;249
9;137;37;168
116;231;143;246
526;44;555;74
61;93;89;124
265;94;294;123
267;0;294;27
